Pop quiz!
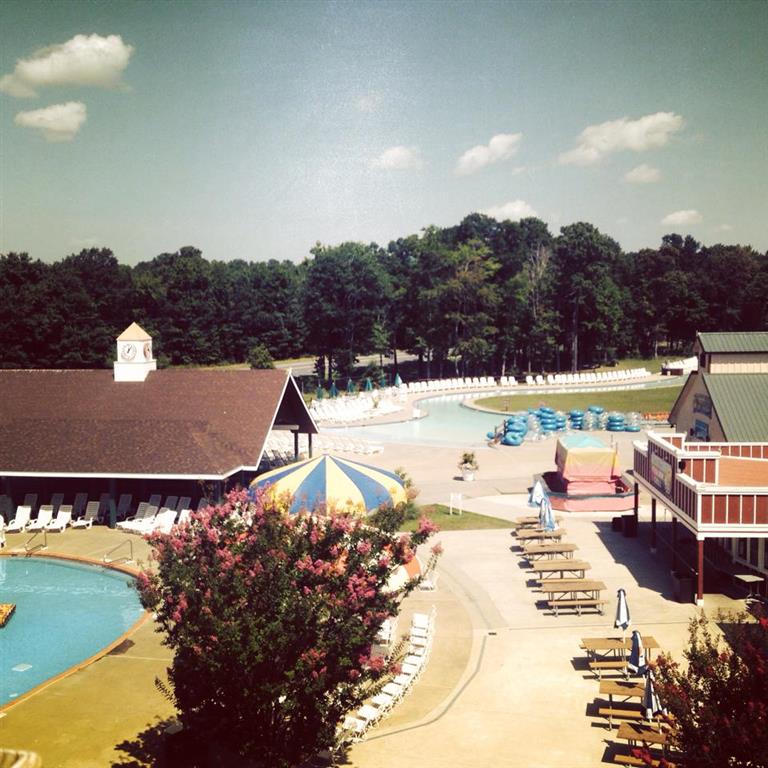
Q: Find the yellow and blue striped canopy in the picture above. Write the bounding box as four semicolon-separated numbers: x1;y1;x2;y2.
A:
250;454;407;515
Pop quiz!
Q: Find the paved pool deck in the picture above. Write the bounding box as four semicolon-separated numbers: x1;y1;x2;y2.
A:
0;425;747;767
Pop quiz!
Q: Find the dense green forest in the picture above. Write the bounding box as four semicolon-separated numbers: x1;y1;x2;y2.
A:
1;214;766;379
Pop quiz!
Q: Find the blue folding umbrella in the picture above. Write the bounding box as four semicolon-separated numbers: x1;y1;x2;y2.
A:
643;669;663;722
615;588;631;635
627;629;646;675
539;494;556;531
394;373;403;388
329;380;339;398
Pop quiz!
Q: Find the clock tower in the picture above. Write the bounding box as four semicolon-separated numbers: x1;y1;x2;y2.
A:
114;322;157;382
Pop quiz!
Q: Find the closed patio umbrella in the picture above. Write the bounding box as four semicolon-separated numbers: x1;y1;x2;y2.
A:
642;669;663;722
528;479;545;507
329;380;339;398
394;373;403;388
346;378;355;393
364;377;373;392
627;629;646;675
539;494;556;531
615;588;631;635
315;386;324;400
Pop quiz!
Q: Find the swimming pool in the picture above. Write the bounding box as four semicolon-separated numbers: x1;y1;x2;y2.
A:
331;379;681;447
0;557;144;705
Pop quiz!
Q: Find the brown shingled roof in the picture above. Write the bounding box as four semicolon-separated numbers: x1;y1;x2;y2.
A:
0;368;315;478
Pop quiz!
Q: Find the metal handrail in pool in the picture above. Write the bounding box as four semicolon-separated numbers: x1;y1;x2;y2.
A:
24;529;48;554
103;538;134;565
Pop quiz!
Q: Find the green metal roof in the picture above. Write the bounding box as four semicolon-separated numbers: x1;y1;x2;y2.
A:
698;332;768;353
701;373;768;441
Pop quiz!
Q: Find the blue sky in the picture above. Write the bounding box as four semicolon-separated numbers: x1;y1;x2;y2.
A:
1;0;766;265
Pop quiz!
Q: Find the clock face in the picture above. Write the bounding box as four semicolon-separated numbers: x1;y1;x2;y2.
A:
121;343;137;361
143;342;152;360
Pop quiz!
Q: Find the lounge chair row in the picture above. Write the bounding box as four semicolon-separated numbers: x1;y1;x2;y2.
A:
117;506;192;535
340;607;437;744
1;494;207;533
524;368;652;387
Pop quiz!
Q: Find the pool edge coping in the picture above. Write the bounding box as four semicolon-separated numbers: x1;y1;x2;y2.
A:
0;550;153;714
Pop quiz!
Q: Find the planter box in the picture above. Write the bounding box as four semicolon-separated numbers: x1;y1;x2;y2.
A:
672;572;694;603
461;468;475;482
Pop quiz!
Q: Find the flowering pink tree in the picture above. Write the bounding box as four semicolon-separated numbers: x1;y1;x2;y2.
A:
652;607;768;768
137;488;439;766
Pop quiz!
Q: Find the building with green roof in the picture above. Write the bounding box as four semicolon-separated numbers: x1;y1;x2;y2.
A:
633;331;768;606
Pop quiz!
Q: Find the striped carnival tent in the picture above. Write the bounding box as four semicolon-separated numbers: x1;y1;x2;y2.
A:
250;454;407;515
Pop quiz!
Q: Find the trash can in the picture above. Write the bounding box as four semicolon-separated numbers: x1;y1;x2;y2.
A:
622;514;637;538
612;516;623;533
673;572;694;603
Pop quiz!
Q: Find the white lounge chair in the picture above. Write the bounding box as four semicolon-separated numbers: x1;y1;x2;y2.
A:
46;505;72;532
117;503;155;531
71;501;100;529
6;506;32;533
27;505;53;531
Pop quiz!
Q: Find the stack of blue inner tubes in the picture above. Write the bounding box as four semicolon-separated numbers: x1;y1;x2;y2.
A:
500;414;528;445
606;411;625;431
537;406;557;436
569;409;584;430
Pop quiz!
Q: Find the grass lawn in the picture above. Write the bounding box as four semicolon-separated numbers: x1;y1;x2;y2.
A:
399;503;512;531
475;382;682;415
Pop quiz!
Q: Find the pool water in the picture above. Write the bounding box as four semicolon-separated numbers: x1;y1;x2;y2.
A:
0;557;144;704
333;379;680;447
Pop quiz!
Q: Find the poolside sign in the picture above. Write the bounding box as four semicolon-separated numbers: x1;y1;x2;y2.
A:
650;453;673;496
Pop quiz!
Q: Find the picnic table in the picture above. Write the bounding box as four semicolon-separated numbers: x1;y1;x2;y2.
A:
522;542;579;560
516;527;566;542
616;721;668;748
514;514;563;529
541;579;607;616
530;559;591;579
580;635;660;661
599;678;645;705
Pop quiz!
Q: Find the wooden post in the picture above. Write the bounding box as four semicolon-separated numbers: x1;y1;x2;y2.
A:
293;431;299;461
308;432;313;459
634;482;639;523
697;539;705;605
651;498;657;553
671;517;678;572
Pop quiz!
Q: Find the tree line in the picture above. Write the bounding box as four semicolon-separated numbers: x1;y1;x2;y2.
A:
2;214;766;378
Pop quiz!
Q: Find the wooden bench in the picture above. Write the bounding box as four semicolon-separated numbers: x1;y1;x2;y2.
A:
613;753;676;768
589;659;628;679
598;706;644;728
548;598;607;616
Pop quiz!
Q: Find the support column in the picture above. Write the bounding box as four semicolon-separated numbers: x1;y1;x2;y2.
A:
671;517;678;572
633;482;639;523
293;431;299;461
697;538;705;606
308;432;313;459
651;497;657;553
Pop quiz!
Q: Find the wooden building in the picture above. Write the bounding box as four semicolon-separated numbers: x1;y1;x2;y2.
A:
632;332;768;603
0;324;317;521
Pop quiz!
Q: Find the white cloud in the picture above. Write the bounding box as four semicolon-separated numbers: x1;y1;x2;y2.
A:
624;163;661;184
14;101;87;142
661;209;703;227
370;145;423;170
0;34;133;98
456;132;522;175
559;112;684;166
482;199;538;221
714;223;733;232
